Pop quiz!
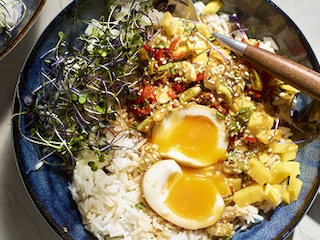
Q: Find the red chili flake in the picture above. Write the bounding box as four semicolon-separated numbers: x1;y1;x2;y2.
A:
141;85;156;103
213;102;228;115
196;72;204;82
244;136;257;144
143;44;151;52
155;48;166;65
173;82;184;93
253;91;261;99
167;88;177;99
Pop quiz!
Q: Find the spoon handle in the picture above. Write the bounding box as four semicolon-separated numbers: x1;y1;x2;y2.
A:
244;45;320;100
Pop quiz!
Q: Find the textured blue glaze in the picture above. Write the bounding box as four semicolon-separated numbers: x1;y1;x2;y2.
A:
12;0;320;239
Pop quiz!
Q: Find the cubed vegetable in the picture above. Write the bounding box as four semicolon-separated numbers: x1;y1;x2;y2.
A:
279;143;298;161
287;175;303;201
268;143;289;153
188;35;209;55
192;52;209;66
247;157;271;185
247;111;274;135
196;23;212;39
203;0;223;15
269;161;300;184
264;184;282;206
282;188;291;204
228;178;242;191
233;184;264;207
255;130;270;144
161;12;181;37
258;152;270;164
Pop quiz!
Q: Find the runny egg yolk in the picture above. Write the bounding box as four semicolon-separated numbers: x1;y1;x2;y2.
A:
152;104;228;167
166;165;224;222
142;160;226;230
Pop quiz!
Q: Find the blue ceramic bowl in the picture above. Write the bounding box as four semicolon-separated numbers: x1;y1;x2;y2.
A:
0;0;46;60
12;0;320;239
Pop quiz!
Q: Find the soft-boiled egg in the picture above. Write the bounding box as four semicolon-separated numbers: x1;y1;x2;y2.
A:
152;104;228;167
142;159;225;229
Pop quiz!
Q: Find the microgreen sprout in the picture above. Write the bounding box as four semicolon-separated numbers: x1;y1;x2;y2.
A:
18;1;153;172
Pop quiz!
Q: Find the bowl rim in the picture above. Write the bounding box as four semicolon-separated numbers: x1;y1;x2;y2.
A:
11;0;320;239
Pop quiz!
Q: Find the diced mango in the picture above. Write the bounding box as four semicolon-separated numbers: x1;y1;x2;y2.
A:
203;0;223;15
279;143;298;161
264;184;282;206
196;23;212;39
247;111;274;135
282;188;291;204
256;129;283;144
256;130;271;144
247;157;271;185
268;143;289;153
161;12;181;37
192;52;209;66
209;47;230;62
233;184;264;207
272;129;283;141
228;178;242;191
188;35;209;55
269;162;300;184
256;129;282;144
258;152;271;164
287;175;303;202
231;96;254;113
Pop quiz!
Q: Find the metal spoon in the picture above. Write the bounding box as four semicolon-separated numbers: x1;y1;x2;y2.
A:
153;0;320;101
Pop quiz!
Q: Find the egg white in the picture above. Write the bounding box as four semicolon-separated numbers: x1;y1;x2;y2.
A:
142;159;225;230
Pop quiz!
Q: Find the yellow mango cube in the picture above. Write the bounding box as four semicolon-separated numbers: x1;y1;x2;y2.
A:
247;111;274;135
188;35;209;55
279;143;299;161
161;12;181;37
268;143;289;153
192;52;209;66
233;184;265;207
258;152;271;164
248;157;271;185
264;184;282;206
256;130;270;144
228;178;242;191
196;23;212;38
282;188;291;204
203;0;223;15
270;162;300;184
288;175;303;202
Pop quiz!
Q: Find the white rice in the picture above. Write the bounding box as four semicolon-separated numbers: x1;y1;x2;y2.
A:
68;3;272;239
69;125;264;239
69;134;214;240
